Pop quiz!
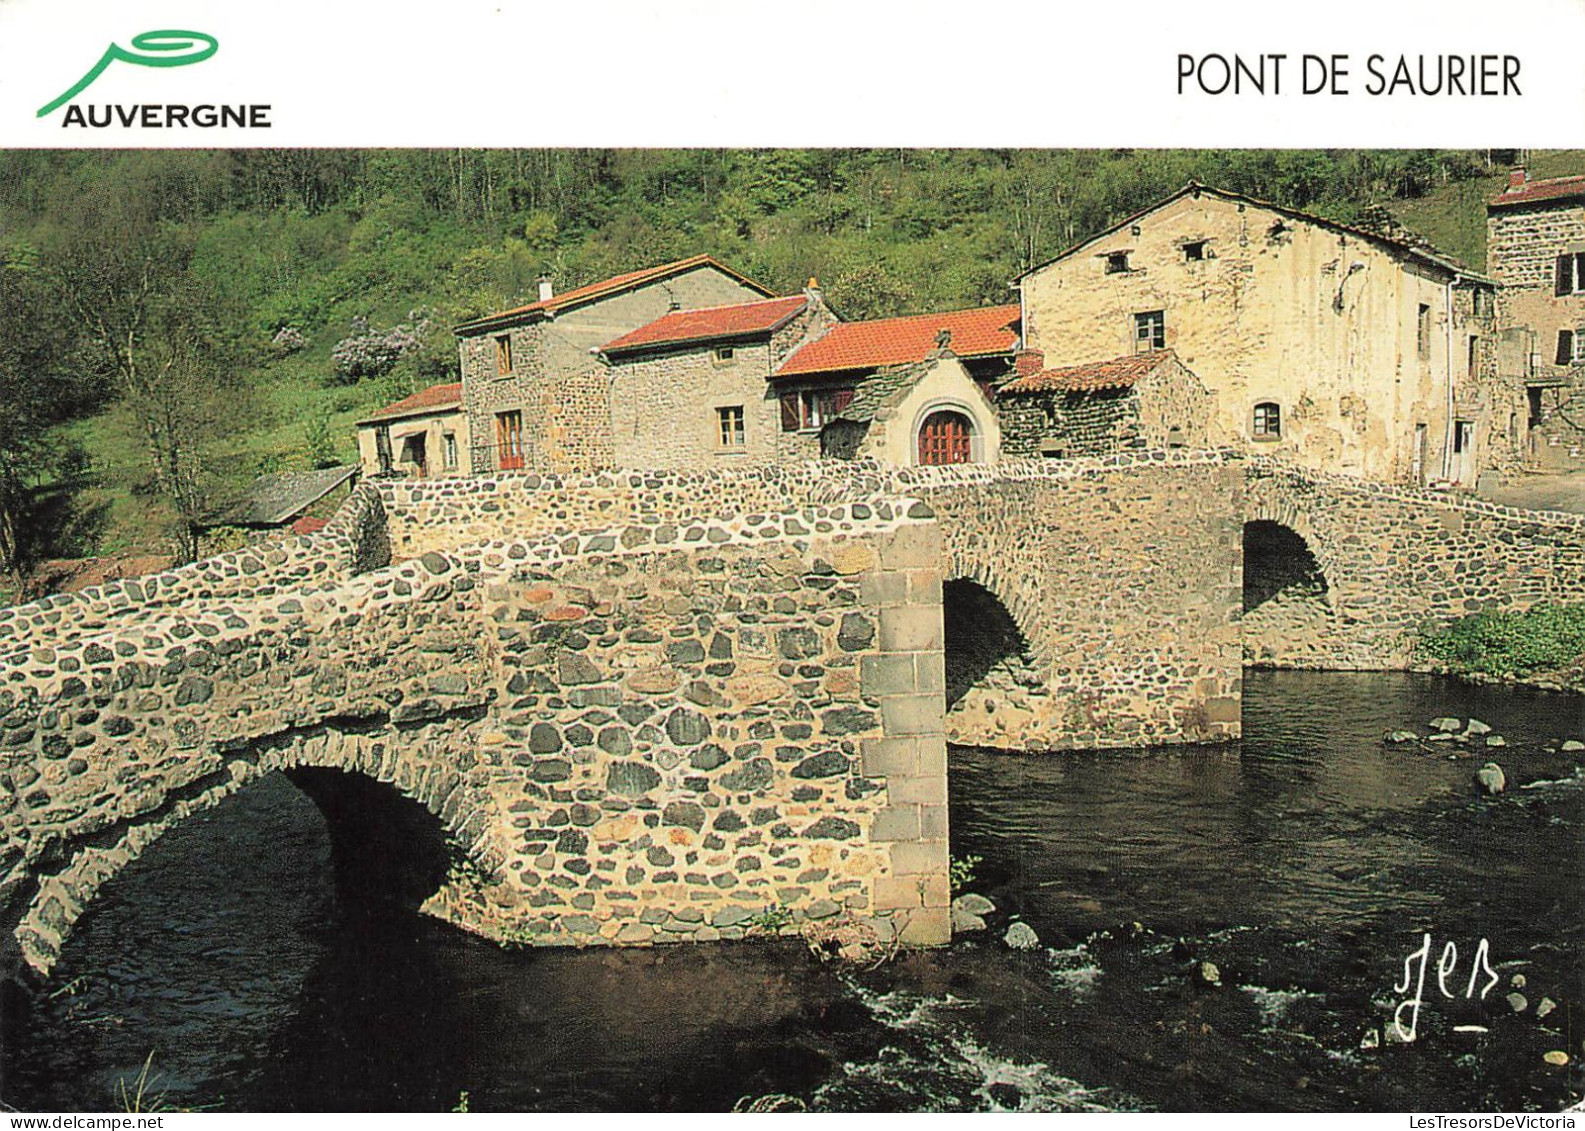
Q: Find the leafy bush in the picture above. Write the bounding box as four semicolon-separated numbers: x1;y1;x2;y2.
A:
1416;602;1585;678
271;325;307;354
950;853;983;894
302;408;340;469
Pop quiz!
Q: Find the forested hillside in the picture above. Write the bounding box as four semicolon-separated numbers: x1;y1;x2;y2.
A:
0;147;1565;595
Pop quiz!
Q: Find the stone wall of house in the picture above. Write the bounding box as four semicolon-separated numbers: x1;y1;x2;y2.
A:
457;267;771;476
1241;458;1585;668
0;476;950;978
609;343;782;469
998;388;1142;458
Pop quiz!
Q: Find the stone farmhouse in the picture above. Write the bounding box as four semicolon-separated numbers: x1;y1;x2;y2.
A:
1486;168;1585;468
1016;183;1514;486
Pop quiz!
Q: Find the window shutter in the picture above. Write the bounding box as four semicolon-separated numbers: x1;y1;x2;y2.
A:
1559;330;1575;366
780;393;800;432
1558;254;1573;297
831;387;855;414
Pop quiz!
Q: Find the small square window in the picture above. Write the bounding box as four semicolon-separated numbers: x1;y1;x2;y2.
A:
1253;401;1281;439
1105;251;1130;275
717;405;745;448
1183;241;1206;262
713;346;735;362
494;334;513;375
1134;310;1165;352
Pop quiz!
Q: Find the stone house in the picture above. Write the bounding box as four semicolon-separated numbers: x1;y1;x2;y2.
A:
355;381;469;479
454;255;775;475
1018;183;1512;486
599;286;837;469
774;304;1021;462
996;349;1212;459
820;351;1002;465
1486;167;1585;468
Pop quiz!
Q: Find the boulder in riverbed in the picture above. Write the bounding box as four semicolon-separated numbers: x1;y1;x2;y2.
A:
952;906;988;933
1430;717;1462;733
953;892;996;917
1464;718;1492;737
1485;735;1506;747
1562;740;1584;753
1003;921;1040;951
1384;729;1419;744
1475;762;1506;795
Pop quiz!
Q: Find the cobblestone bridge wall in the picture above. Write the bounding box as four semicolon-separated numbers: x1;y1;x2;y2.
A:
1242;459;1585;667
0;483;949;979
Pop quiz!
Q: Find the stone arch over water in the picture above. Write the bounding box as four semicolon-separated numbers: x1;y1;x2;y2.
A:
6;719;503;982
1242;520;1330;613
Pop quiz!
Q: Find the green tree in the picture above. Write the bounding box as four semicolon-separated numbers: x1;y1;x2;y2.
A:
0;253;95;586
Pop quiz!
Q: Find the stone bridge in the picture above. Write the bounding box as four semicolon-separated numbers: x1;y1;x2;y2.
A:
2;450;1580;980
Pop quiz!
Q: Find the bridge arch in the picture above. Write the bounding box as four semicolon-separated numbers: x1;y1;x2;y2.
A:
10;719;502;981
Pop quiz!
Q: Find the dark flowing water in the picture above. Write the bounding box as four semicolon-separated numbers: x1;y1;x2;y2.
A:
2;671;1582;1112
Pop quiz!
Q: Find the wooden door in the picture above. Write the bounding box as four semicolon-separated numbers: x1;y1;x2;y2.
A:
918;410;973;465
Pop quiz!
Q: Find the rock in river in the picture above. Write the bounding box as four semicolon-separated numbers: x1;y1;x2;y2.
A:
1475;762;1506;795
1430;717;1463;733
1003;921;1040;951
953;892;996;917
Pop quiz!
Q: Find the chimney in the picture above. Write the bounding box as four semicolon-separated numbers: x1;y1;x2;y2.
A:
1014;348;1044;377
537;276;554;303
1508;166;1529;192
934;328;953;354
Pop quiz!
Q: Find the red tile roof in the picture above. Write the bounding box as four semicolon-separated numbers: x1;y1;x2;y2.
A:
776;304;1021;378
455;255;775;332
601;296;808;355
1489;174;1585;209
358;382;462;424
999;350;1173;395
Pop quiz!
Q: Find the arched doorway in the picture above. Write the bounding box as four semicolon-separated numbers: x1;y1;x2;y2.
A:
917;410;974;465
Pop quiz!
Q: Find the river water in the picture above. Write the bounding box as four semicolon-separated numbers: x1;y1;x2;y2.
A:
2;671;1581;1112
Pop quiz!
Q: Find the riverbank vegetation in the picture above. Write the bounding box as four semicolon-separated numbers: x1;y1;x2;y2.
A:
1;148;1579;588
1416;602;1585;690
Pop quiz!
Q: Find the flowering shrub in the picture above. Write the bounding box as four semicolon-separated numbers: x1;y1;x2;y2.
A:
330;312;430;382
271;325;307;354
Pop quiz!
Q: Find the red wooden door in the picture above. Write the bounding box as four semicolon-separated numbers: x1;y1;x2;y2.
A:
918;410;973;465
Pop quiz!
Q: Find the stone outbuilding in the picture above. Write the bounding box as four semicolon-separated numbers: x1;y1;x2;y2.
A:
355;381;468;479
996;349;1212;459
1018;182;1513;486
454;256;775;475
1486;167;1585;469
821;352;1001;466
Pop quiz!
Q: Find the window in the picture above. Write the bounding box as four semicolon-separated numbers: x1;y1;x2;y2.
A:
443;432;458;470
1417;303;1432;359
1105;251;1130;274
1183;240;1207;262
495;410;524;470
1134;310;1165;352
1555;252;1585;296
717;405;745;448
713;346;735;363
494;334;513;376
1558;329;1585;366
1467;334;1479;379
780;388;855;432
1472;288;1493;320
1252;401;1281;440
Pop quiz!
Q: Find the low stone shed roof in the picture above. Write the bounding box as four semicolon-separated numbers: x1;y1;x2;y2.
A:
999;350;1176;395
601;295;808;356
204;465;358;528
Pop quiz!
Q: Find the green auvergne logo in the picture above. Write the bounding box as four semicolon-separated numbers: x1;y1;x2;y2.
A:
37;30;218;117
